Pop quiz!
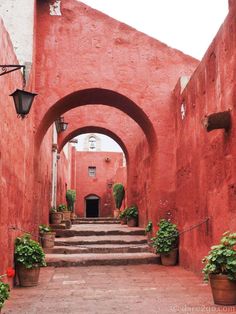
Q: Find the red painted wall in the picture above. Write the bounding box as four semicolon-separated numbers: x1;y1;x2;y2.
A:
75;151;126;217
35;0;198;229
0;17;53;275
174;5;235;274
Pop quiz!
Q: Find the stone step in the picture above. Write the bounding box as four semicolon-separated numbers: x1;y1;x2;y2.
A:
73;220;121;224
44;244;150;254
54;228;145;237
45;252;160;267
72;218;120;224
54;235;147;246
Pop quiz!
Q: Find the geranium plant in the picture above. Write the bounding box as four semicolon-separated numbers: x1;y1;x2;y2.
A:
151;219;179;254
15;234;46;269
202;231;236;281
39;224;52;234
0;267;15;310
126;205;138;219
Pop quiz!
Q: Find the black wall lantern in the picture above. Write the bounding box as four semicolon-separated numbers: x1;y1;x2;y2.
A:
0;65;37;119
55;116;69;133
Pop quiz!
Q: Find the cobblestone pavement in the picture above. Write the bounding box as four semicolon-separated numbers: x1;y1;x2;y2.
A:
3;265;236;314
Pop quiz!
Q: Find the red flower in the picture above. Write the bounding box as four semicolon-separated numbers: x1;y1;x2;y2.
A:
6;267;15;278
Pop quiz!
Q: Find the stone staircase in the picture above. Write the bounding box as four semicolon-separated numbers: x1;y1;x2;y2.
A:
45;218;160;267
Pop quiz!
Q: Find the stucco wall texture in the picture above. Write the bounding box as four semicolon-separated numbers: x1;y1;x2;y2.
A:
0;0;235;277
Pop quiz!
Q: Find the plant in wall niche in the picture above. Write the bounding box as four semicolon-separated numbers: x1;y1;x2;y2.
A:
112;183;125;218
39;224;56;249
66;189;76;219
202;232;236;305
0;267;15;311
152;219;179;266
15;234;46;287
126;205;138;227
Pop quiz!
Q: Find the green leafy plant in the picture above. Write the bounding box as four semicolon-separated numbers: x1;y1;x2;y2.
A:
126;205;138;219
202;232;236;281
152;219;179;254
0;281;9;309
57;204;67;212
119;209;128;219
14;234;46;269
39;224;52;234
66;190;76;211
0;267;15;310
112;183;125;209
145;220;153;234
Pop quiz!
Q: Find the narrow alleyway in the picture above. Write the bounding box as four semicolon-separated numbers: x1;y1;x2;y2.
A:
4;265;235;314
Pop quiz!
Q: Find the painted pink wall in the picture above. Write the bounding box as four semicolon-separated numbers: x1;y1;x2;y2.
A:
75;151;126;217
174;4;236;274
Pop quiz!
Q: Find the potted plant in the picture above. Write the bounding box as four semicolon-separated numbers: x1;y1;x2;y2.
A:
145;220;153;245
119;209;128;225
112;183;125;218
39;224;56;249
202;231;236;305
49;206;62;224
152;219;179;266
66;189;76;219
0;268;14;313
126;205;138;227
14;234;46;287
57;203;71;221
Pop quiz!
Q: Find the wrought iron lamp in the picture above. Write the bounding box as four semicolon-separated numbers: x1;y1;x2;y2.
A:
0;65;37;119
55;116;68;133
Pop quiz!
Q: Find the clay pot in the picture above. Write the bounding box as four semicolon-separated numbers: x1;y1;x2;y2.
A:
17;265;40;287
41;232;56;248
209;274;236;305
161;248;178;266
50;212;62;224
62;211;71;221
120;217;127;225
127;217;137;227
147;232;153;246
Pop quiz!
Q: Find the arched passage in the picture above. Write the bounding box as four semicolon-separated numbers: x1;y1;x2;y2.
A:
58;126;129;164
35;88;158;153
85;194;100;218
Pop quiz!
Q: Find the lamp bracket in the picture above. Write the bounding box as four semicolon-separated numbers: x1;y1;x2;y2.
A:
0;65;26;88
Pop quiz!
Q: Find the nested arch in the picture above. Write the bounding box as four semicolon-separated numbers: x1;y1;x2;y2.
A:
58;126;129;164
35;88;157;153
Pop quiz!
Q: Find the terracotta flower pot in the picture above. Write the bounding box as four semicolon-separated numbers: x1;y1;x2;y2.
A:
209;274;236;305
147;232;153;246
62;211;71;221
41;232;56;248
17;265;40;287
161;248;178;266
50;212;62;224
127;217;137;227
120;217;127;225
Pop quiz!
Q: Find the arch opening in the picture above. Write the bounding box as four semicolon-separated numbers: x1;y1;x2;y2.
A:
36;88;157;154
85;194;100;218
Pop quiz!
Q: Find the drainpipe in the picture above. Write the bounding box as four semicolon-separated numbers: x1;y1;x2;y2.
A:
51;124;58;208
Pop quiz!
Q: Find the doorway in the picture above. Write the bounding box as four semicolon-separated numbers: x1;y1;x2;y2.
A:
85;195;100;217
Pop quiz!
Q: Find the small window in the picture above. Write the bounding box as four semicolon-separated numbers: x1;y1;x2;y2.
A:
88;166;96;177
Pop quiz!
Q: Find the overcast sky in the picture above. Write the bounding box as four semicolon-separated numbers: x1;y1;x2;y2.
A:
81;0;228;60
76;0;229;152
